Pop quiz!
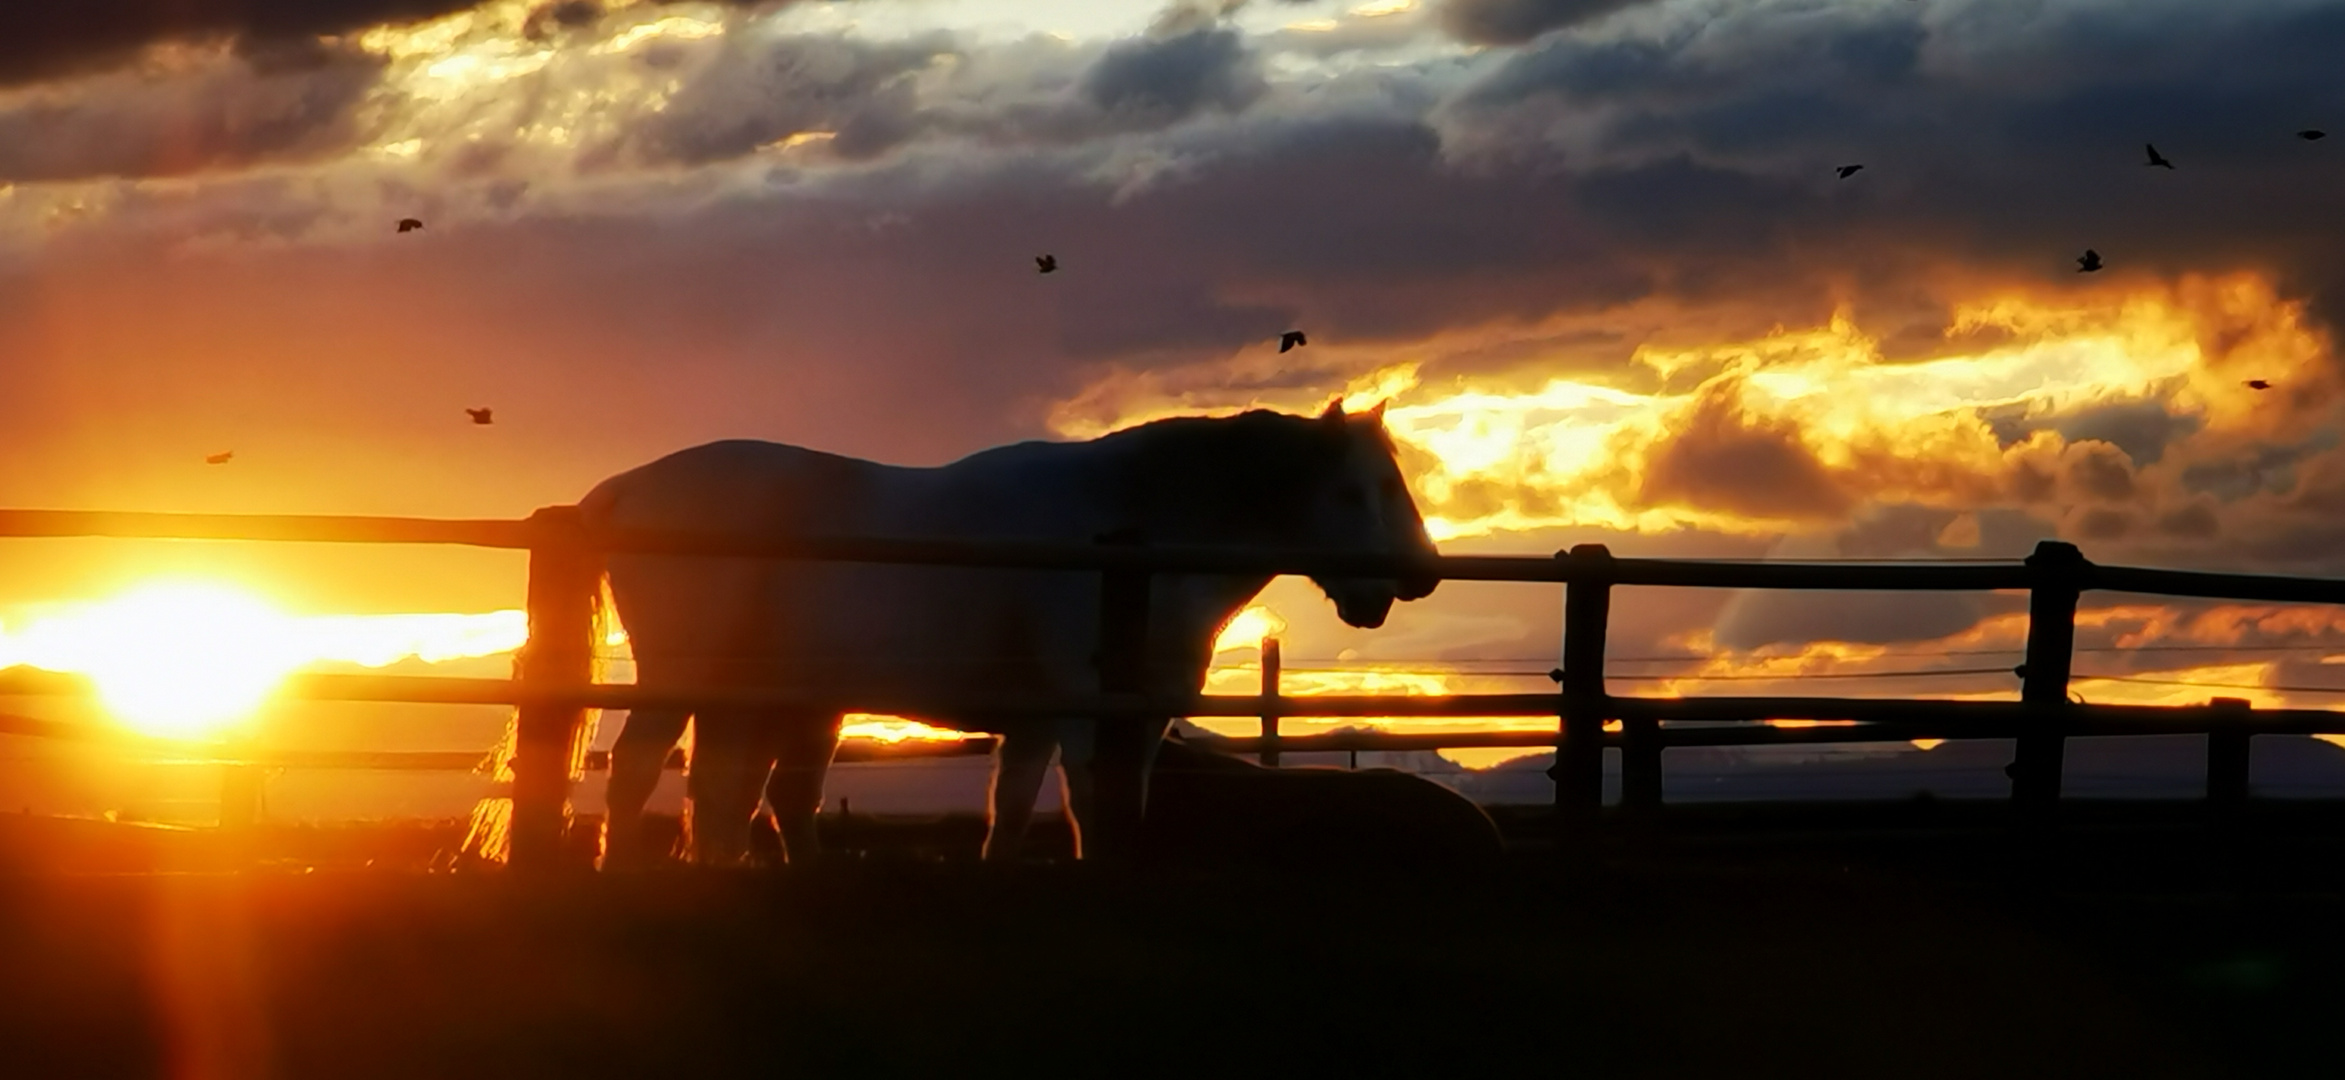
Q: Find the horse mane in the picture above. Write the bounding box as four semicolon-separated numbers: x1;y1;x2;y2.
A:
1097;409;1364;540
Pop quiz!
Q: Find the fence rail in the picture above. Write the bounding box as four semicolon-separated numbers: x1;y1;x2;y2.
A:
6;504;2345;865
13;505;2343;598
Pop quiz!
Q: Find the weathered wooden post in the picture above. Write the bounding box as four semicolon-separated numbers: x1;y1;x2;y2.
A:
510;504;598;871
2206;696;2253;820
2012;540;2087;827
1091;530;1153;859
1552;543;1613;845
217;753;259;833
1258;637;1283;768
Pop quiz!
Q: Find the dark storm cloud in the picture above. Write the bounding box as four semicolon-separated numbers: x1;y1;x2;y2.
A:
0;48;384;183
1081;27;1263;124
616;24;1265;168
615;33;956;166
1436;0;2345;332
1712;587;2003;651
0;0;478;86
1985;399;2203;467
0;0;805;86
1435;0;1660;45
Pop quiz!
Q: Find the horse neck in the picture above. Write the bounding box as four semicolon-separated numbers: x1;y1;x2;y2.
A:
1148;571;1277;692
1100;419;1317;549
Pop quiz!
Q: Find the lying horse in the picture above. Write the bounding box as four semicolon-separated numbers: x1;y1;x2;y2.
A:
581;403;1439;866
727;738;1504;866
1143;738;1505;867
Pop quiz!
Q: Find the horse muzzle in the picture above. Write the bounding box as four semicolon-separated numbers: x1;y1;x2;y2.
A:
1333;591;1397;629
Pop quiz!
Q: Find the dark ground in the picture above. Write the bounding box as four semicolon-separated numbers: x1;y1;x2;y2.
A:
3;802;2342;1079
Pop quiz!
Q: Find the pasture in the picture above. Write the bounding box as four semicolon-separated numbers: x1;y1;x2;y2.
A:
9;498;2345;1079
5;804;2342;1079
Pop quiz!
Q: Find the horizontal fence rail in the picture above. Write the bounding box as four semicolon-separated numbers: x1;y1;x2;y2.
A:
13;505;2341;598
10;503;2345;866
8;667;2345;733
0;509;538;549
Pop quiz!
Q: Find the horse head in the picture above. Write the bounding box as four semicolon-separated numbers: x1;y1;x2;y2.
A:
1302;400;1440;628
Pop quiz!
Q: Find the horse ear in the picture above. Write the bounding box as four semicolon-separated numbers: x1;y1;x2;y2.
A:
1361;400;1387;422
1319;399;1346;424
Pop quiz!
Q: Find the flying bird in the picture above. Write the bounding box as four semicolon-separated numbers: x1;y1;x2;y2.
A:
1034;254;1057;274
2300;130;2327;141
1835;164;1864;179
466;407;494;425
2143;143;2174;169
205;451;233;465
2245;380;2273;390
1279;330;1308;353
2077;249;2103;273
397;218;424;233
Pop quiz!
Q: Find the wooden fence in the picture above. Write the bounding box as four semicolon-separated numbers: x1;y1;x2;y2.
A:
3;506;2344;867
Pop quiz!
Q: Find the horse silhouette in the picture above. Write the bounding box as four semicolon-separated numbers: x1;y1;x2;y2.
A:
731;737;1503;867
582;404;1439;868
1140;737;1503;867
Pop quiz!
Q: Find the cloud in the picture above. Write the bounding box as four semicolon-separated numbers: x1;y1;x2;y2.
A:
2061;441;2138;503
612;32;956;166
0;0;478;86
1435;0;1659;45
0;45;385;183
1435;1;2345;322
1635;381;1853;523
1083;26;1264;125
600;22;1267;170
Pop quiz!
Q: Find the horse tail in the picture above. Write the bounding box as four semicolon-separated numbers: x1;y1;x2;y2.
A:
457;497;624;868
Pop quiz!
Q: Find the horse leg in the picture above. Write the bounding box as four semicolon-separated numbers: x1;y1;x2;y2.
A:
762;711;843;864
684;709;772;867
603;707;689;870
982;726;1057;863
1057;715;1170;862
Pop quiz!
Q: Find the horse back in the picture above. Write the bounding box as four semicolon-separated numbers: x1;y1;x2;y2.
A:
581;439;1110;700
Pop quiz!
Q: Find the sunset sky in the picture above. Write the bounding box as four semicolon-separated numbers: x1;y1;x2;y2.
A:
7;0;2345;816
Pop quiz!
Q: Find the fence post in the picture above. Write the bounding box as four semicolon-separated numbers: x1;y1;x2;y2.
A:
1258;637;1282;768
1552;544;1613;845
510;504;598;872
1091;530;1152;858
2206;697;2253;820
217;759;259;831
2012;540;2086;827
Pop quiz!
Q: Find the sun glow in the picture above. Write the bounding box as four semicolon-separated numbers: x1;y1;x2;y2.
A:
0;583;527;739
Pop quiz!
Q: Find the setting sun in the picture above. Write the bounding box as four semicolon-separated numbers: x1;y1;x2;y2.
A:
0;583;528;739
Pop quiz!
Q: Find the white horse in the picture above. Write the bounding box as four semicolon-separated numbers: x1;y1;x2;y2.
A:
579;403;1439;866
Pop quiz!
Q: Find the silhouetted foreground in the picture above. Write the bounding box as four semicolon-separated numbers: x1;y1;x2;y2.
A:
6;804;2345;1078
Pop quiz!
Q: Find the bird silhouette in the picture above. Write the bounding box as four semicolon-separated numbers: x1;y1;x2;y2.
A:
1279;330;1308;353
2077;249;2103;273
466;407;494;425
2245;380;2273;390
205;451;233;465
397;218;424;233
2143;143;2174;169
1835;164;1864;179
1034;254;1057;274
2300;130;2327;141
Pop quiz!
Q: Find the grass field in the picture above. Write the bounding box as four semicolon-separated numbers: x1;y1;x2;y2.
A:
2;804;2340;1079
